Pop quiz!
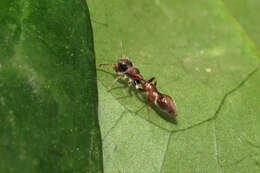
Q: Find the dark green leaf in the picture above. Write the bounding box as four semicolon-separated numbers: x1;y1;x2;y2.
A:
0;0;103;172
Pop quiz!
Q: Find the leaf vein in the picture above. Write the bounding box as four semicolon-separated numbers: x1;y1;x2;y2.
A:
102;110;126;141
159;132;172;173
171;66;259;134
213;120;222;173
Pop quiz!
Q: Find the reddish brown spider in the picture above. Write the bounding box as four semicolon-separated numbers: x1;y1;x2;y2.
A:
99;42;177;118
100;60;178;118
139;77;178;117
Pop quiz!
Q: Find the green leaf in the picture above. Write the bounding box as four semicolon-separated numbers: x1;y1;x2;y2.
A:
88;0;260;172
222;0;260;53
0;0;103;172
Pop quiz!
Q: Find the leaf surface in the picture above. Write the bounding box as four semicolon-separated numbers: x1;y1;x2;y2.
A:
223;0;260;53
88;0;260;172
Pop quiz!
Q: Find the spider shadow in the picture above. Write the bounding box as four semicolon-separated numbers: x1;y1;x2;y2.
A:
150;102;177;124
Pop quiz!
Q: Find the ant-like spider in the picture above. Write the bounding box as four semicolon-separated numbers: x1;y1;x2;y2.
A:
99;42;178;118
